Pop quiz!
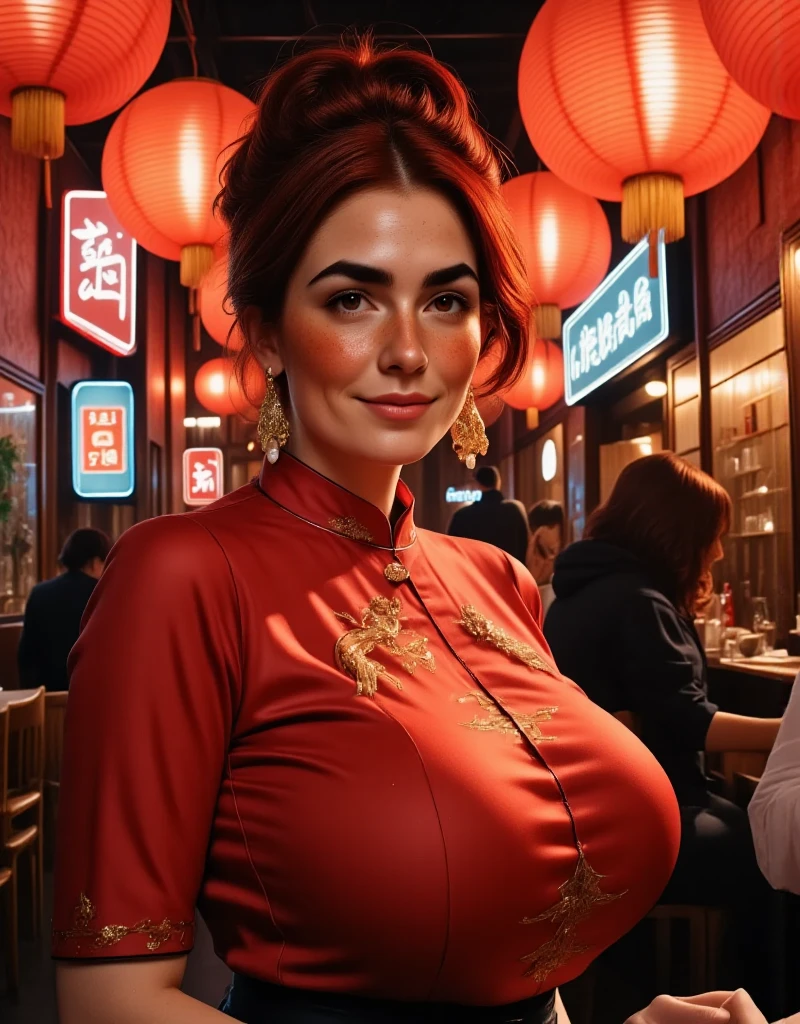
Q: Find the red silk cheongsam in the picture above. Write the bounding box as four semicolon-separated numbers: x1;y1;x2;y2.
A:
52;452;680;1006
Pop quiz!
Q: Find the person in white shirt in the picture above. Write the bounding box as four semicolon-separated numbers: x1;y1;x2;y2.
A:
748;673;800;894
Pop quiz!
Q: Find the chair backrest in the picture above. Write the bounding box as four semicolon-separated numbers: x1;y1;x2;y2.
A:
0;706;8;811
44;691;68;785
5;687;45;801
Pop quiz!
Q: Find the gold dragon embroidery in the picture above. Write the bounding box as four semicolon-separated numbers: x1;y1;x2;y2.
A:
520;849;626;981
52;893;192;953
457;691;558;742
334;596;435;697
458;605;559;677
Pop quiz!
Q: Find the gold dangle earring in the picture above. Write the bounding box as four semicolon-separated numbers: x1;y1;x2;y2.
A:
450;387;489;470
257;367;290;465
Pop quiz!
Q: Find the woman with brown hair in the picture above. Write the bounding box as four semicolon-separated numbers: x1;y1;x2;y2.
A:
50;35;684;1024
545;452;782;1011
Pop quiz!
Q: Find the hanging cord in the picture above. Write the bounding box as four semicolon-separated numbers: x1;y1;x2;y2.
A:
174;0;199;77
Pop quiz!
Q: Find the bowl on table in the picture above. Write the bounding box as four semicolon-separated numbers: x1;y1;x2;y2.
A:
737;632;763;658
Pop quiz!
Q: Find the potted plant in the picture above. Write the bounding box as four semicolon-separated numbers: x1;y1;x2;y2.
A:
0;433;22;524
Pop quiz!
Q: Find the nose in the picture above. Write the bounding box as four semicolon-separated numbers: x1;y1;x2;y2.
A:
377;307;428;375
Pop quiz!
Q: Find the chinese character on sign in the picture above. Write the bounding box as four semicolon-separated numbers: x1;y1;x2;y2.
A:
61;191;137;357
614;289;636;345
72;217;127;318
633;276;653;328
81;407;126;474
183;449;224;506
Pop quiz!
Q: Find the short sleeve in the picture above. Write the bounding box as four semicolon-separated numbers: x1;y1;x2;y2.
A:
748;675;800;893
52;515;242;961
619;589;717;750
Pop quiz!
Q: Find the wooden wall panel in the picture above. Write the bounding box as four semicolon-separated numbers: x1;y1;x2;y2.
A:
707;117;800;330
57;340;92;388
146;254;166;448
0;122;41;378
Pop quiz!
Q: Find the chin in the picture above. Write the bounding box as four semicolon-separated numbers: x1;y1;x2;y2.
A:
345;432;446;469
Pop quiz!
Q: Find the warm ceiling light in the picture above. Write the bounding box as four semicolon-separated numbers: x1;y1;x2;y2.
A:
196;416;221;428
645;380;668;398
183;417;197;427
246;441;256;452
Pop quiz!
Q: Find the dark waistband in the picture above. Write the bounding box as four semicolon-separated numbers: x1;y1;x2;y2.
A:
221;973;556;1024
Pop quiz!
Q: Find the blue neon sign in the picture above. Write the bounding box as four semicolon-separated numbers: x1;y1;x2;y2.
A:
71;380;135;499
563;235;669;406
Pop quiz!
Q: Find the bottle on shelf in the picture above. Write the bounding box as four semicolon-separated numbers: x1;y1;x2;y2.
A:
720;582;735;628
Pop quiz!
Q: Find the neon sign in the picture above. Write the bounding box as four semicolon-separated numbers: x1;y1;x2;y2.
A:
71;381;135;499
183;448;224;506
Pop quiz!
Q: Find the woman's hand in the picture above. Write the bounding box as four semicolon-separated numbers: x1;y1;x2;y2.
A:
624;990;793;1024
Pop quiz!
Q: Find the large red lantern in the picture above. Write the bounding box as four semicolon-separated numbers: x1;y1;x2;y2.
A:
518;0;770;262
700;0;800;120
194;357;264;421
502;172;611;338
200;251;245;351
504;339;564;413
0;0;170;162
102;79;255;288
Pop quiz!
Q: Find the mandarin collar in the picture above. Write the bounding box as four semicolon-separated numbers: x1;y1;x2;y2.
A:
256;451;417;551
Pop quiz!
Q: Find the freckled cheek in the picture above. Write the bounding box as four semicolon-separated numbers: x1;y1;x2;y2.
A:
283;321;374;386
429;329;482;388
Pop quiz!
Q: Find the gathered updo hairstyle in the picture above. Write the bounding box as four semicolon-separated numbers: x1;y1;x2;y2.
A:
217;33;532;399
586;452;732;616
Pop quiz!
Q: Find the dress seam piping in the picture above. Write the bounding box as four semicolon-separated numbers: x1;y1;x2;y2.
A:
227;754;288;981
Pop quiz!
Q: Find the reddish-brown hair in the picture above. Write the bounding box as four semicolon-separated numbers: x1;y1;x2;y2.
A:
216;34;532;397
586;452;732;615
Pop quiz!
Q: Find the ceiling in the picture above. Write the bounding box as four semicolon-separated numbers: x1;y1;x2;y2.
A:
66;0;546;179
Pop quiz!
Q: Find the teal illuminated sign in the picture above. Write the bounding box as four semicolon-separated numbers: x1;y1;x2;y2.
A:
563;234;669;406
71;380;135;499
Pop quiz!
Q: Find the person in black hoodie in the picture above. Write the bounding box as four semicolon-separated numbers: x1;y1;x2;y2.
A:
545;452;782;1013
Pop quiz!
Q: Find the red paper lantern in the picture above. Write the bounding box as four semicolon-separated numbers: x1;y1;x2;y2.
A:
194;357;264;421
700;0;800;120
0;0;170;160
502;172;611;338
518;0;770;251
102;79;255;287
504;339;564;413
200;252;245;351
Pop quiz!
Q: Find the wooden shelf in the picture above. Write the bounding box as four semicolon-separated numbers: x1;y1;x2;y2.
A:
739;487;787;500
738;387;784;409
728;466;764;478
727;530;784;539
715;423;788;453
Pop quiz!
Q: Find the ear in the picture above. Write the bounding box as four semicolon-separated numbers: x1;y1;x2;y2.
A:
240;305;285;376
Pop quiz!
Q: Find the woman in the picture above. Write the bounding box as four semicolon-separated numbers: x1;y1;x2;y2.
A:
545;453;782;1013
52;38;682;1024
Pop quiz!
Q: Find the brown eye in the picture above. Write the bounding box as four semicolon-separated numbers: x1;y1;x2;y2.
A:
339;292;362;311
432;294;463;312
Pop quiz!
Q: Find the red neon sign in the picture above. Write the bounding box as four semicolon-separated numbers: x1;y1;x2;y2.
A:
61;190;137;357
183;448;224;506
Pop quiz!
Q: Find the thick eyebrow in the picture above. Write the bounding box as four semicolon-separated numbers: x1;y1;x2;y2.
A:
307;261;391;287
306;260;479;289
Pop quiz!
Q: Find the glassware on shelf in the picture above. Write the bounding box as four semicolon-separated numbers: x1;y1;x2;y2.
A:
752;596;776;652
704;593;722;651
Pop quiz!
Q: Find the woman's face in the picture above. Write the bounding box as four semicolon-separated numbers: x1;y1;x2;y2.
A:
254;187;483;469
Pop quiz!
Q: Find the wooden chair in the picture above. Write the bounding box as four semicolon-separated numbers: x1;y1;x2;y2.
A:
648;903;723;993
43;692;68;869
0;687;45;941
0;706;19;996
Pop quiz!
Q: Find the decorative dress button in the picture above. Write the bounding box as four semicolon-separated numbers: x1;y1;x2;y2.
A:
384;562;410;583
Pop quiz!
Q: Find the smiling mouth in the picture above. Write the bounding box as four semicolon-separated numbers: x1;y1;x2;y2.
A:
357;394;437;421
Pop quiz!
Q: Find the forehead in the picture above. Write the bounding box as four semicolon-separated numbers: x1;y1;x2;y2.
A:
299;186;477;270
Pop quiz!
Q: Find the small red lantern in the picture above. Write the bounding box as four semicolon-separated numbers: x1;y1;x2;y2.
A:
102;79;255;288
502;172;611;338
504;339;564;413
0;0;171;161
200;252;245;351
194;357;264;421
700;0;800;120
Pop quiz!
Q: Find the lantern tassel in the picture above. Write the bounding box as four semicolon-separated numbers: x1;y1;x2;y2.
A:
11;87;65;160
189;288;202;352
43;157;53;210
181;243;215;289
648;231;659;279
535;303;562;340
622;173;684;250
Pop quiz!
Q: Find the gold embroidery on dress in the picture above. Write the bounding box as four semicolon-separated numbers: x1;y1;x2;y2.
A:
458;605;558;677
520;849;626;981
52;893;192;952
334;596;435;697
457;691;558;742
328;516;374;543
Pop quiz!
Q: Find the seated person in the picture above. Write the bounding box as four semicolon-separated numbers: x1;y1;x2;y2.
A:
526;500;565;616
545;452;782;1016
